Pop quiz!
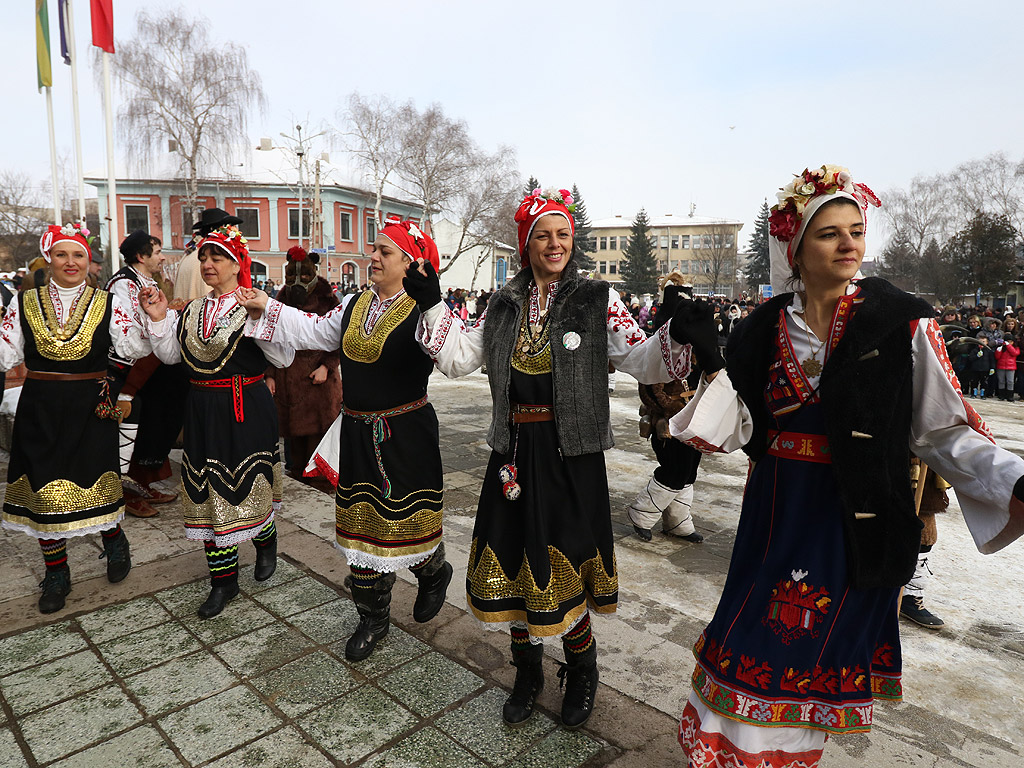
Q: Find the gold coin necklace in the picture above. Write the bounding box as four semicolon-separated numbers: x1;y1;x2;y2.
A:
801;317;825;377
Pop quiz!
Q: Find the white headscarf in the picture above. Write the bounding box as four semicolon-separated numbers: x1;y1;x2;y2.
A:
767;167;881;295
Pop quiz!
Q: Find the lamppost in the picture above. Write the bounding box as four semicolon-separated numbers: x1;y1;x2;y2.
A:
259;125;325;252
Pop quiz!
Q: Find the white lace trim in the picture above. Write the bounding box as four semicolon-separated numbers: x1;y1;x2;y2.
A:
185;510;275;548
336;542;439;574
2;513;126;541
470;607;591;644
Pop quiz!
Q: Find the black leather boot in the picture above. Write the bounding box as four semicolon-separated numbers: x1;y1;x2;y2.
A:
253;533;277;582
38;567;71;614
100;529;132;584
345;572;395;661
502;641;544;726
412;543;453;623
558;643;599;729
197;577;240;619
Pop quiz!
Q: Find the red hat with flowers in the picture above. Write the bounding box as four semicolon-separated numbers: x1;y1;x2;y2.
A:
197;225;253;288
39;222;92;263
514;187;576;266
378;218;440;272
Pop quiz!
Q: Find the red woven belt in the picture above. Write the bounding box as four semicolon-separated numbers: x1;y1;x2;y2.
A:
190;374;265;423
767;431;831;464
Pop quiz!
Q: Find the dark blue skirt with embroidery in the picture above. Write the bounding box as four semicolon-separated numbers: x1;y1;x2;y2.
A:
691;401;901;735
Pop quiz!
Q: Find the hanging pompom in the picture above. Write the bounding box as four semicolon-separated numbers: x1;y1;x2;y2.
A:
502;480;521;501
498;463;518;484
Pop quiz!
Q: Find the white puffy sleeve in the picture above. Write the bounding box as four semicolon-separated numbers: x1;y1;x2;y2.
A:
416;302;479;377
606;288;691;384
669;370;754;453
110;293;151;362
145;309;182;365
247;296;347;355
908;318;1024;553
0;298;25;372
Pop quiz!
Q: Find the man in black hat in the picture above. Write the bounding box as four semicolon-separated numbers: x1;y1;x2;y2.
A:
107;231;177;517
174;209;243;302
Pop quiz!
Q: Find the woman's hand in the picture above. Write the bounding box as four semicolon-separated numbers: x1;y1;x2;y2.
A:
403;258;442;312
240;288;270;320
139;286;168;322
266;376;276;396
670;299;726;374
309;364;328;385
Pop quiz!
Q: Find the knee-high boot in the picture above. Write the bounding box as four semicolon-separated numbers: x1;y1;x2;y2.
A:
410;543;453;623
345;570;396;661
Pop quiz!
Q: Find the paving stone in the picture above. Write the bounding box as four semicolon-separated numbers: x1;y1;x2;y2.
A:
251;650;359;717
179;594;277;644
204;726;334;768
213;622;313;677
0;622;87;675
249;576;341;617
289;598;359;645
378;651;485;717
123;650;239;716
47;725;180;768
152;579;211;617
297;684;418;764
329;625;429;677
506;727;604;768
97;620;201;677
157;684;282;765
18;684;143;764
239;558;305;593
436;687;557;764
0;649;112;717
0;727;27;768
364;725;486;768
76;596;173;644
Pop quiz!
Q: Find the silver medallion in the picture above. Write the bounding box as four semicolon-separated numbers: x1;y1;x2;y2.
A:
562;331;581;351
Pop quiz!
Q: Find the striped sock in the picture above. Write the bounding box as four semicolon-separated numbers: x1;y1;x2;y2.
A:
349;566;383;590
253;520;276;548
203;541;239;583
510;624;532;653
562;612;594;658
39;539;68;572
101;525;123;542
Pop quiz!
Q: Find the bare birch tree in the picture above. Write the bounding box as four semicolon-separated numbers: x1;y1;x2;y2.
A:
701;222;739;296
0;170;50;269
107;10;266;231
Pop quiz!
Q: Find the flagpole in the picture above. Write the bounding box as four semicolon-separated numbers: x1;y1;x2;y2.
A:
45;86;62;225
63;0;86;224
101;49;120;268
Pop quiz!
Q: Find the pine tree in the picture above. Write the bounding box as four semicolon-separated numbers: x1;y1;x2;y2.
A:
570;183;596;270
621;208;659;295
523;176;540;197
744;200;771;287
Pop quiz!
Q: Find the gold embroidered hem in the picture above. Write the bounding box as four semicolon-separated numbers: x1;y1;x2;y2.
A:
335;483;443;558
2;471;124;535
182;457;282;539
24;286;108;361
467;540;618;613
342;292;416;364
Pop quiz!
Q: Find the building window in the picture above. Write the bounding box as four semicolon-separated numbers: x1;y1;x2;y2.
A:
441;252;452;261
703;235;712;248
124;204;149;234
671;235;679;249
366;216;377;244
181;205;204;236
714;234;723;248
608;262;617;274
681;235;689;249
339;212;353;241
288;209;311;239
661;261;668;272
679;261;689;274
725;234;734;248
341;262;358;287
659;235;669;248
235;207;260;239
598;261;607;273
692;235;701;249
648;236;656;247
599;237;607;250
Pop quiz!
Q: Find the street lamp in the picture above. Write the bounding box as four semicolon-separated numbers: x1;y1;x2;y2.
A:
258;124;324;251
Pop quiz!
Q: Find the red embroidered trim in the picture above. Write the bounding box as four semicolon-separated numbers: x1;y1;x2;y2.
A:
686;435;723;454
423;307;454;359
259;299;283;341
920;318;994;442
306;452;339;487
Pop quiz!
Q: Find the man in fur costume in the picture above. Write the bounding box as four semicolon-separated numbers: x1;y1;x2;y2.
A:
266;246;343;483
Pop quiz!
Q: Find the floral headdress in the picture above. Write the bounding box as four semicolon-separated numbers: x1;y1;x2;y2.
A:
514;187;577;264
769;165;880;243
197;225;252;287
39;221;93;262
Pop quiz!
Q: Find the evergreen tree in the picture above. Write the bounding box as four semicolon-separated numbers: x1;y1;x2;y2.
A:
621;208;659;295
570;183;596;270
744;200;771;287
523;176;540;197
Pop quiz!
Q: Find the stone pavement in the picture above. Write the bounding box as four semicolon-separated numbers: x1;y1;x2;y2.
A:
1;371;1023;766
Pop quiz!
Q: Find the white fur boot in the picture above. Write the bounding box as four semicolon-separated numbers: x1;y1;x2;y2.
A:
663;485;703;542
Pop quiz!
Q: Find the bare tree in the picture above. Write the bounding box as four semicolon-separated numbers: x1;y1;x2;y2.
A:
947;152;1024;235
700;222;739;296
0;170;51;270
338;93;415;227
107;10;266;231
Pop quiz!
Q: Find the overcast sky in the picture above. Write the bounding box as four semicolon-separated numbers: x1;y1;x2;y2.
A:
5;0;1023;252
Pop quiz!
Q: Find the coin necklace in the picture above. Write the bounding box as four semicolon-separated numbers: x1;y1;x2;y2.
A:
801;317;825;378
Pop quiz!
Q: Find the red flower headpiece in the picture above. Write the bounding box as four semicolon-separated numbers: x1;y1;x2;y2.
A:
197;226;252;288
769;165;881;245
514;187;576;266
39;222;92;263
378;218;440;272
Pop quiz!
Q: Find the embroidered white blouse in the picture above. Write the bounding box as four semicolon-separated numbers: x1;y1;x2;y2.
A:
417;281;692;383
670;290;1024;555
0;281;150;371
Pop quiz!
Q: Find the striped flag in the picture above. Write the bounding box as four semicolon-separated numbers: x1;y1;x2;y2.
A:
35;0;53;90
90;0;113;53
58;0;70;64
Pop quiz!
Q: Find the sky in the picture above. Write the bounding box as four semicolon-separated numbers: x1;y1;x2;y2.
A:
4;0;1023;254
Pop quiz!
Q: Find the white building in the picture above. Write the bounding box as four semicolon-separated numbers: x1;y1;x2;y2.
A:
431;217;516;291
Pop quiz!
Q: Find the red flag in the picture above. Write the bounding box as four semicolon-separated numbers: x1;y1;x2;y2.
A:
90;0;113;53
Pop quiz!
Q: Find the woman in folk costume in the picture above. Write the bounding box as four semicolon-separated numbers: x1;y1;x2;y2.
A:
404;188;695;729
242;219;451;662
141;227;293;618
265;246;343;484
0;223;150;613
668;165;1024;767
